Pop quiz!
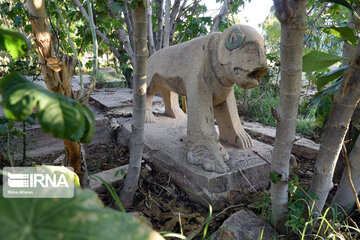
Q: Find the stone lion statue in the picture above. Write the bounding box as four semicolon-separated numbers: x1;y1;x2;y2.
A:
145;25;267;173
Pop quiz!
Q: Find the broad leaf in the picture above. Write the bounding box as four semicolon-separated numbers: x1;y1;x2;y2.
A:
323;26;357;45
303;51;345;72
0;187;160;240
321;0;353;10
317;66;347;90
305;79;343;115
0;27;29;59
0;73;95;143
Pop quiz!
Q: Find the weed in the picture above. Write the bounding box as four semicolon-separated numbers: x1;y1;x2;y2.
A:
235;81;317;138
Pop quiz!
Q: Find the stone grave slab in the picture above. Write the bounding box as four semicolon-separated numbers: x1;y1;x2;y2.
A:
90;88;163;110
118;116;272;210
243;121;319;160
90;165;127;192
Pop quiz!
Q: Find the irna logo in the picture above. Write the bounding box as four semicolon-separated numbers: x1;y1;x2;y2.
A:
7;172;69;188
3;166;75;198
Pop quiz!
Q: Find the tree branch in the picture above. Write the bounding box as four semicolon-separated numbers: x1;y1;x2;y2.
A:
72;0;123;62
273;0;293;23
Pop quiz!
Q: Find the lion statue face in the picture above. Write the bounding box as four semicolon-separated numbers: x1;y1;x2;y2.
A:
218;25;267;89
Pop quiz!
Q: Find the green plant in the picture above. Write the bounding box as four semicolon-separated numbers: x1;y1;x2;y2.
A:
0;27;95;143
284;176;360;239
0;186;159;240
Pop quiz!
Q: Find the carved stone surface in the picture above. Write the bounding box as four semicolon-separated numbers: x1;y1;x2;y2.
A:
117;116;272;210
145;25;267;173
212;210;278;240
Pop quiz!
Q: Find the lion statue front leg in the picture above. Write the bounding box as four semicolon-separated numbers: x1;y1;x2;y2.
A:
214;89;253;149
185;81;230;173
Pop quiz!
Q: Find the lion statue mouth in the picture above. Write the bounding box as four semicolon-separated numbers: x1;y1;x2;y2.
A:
233;67;267;80
247;67;268;81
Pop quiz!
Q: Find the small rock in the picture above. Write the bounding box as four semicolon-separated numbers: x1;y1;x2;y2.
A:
213;210;278;240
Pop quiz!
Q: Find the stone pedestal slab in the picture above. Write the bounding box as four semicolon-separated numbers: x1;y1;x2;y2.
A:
117;116;272;210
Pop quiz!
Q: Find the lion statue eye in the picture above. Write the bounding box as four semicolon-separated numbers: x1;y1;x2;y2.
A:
244;42;259;53
225;28;245;50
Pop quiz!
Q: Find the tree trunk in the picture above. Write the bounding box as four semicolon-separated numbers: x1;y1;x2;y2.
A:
122;2;135;47
271;0;308;232
332;135;360;211
147;0;156;55
170;0;187;43
310;40;360;214
332;7;360;212
163;0;171;48
211;0;228;32
27;0;88;186
120;0;148;208
155;0;164;50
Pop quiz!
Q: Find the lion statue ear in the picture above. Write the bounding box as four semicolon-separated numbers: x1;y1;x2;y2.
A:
218;25;246;65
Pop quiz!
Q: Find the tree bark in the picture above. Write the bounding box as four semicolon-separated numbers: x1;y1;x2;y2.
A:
332;136;360;211
147;0;156;55
122;2;135;47
310;40;360;214
271;0;307;232
211;0;228;32
332;7;360;212
163;0;171;48
120;0;148;208
155;0;164;50
27;0;88;186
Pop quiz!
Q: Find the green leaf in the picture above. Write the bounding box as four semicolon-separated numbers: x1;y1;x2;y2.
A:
0;72;95;143
305;79;343;116
0;187;157;240
323;26;357;45
317;66;347;90
0;27;29;59
302;51;345;72
321;0;353;10
270;171;281;184
0;124;7;136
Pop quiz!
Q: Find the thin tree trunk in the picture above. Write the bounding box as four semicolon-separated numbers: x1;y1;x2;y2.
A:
147;0;156;55
332;136;360;211
155;0;164;50
122;2;134;47
27;0;88;186
169;0;181;38
170;0;187;42
106;0;135;66
72;0;125;64
120;0;148;208
211;0;228;32
163;0;171;48
332;7;360;211
309;40;360;214
271;0;308;232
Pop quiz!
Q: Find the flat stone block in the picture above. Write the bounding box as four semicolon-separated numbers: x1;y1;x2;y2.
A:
244;121;319;160
118;116;272;210
90;88;163;110
212;210;278;240
90;165;127;192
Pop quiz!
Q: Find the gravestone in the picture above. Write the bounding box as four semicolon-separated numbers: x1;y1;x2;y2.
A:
118;116;272;210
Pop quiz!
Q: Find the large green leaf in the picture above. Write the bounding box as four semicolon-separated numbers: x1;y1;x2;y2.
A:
305;79;343;115
0;72;95;143
302;51;345;72
323;26;357;45
317;65;347;90
0;187;158;240
0;27;29;59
